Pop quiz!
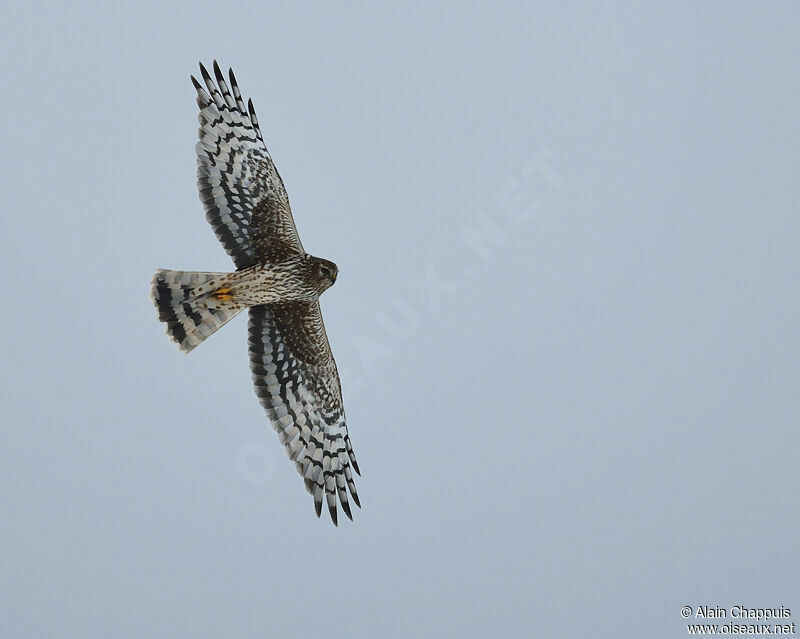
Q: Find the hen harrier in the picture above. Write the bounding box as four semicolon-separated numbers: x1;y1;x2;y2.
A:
151;62;360;525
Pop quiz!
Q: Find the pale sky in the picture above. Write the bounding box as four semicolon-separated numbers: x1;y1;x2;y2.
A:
2;2;799;637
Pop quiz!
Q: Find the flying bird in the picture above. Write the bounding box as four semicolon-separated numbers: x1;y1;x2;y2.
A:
151;62;360;525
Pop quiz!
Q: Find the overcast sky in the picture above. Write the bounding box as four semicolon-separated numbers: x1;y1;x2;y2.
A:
2;2;799;637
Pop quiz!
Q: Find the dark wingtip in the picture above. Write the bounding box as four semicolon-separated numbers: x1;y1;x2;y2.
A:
351;491;361;509
329;504;338;526
213;60;224;84
199;62;212;84
228;67;238;88
314;498;322;518
190;75;202;91
342;500;353;521
352;459;361;476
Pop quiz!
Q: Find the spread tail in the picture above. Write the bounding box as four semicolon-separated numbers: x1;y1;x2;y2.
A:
151;269;242;353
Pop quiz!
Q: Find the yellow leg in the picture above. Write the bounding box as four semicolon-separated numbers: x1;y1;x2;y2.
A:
211;287;234;301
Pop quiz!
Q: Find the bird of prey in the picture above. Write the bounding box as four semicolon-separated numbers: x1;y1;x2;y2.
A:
151;62;360;525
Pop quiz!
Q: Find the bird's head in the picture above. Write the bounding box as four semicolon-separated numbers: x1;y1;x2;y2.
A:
307;255;338;293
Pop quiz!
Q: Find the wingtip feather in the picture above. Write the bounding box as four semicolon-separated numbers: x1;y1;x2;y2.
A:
199;61;212;83
341;500;353;521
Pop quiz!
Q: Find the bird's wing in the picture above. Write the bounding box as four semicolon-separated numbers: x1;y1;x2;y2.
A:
193;62;304;268
248;303;360;524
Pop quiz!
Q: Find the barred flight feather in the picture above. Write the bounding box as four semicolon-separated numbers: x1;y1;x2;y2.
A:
193;61;303;269
248;304;360;525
